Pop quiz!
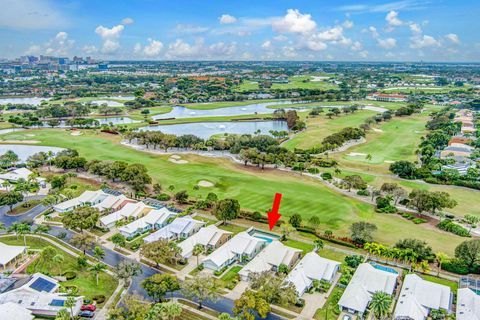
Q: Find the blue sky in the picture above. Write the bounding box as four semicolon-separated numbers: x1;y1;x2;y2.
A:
0;0;478;61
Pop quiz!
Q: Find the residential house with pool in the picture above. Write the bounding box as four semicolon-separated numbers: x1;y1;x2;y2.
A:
0;273;83;318
238;240;302;281
456;288;480;320
143;216;205;243
338;263;399;316
285;251;340;296
99;201;153;229
202;231;267;271
393;274;452;320
118;207;177;239
178;224;232;259
53;189;111;213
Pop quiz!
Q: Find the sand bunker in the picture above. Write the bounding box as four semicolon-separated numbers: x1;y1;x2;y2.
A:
0;140;39;144
198;180;214;187
384;160;395;164
169;155;188;164
347;152;367;157
71;131;83;136
372;128;383;133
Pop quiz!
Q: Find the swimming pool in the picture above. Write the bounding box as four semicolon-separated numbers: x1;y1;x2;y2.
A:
248;229;280;243
369;262;399;274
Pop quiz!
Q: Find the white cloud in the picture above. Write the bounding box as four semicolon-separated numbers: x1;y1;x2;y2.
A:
165;39;201;59
409;23;421;34
0;0;67;30
445;33;460;44
272;9;316;34
385;10;403;30
282;46;298;58
165;39;236;59
175;24;209;34
261;40;272;49
122;17;134;25
26;31;74;56
410;34;440;49
351;41;363;51
377;37;397;49
342;20;354;29
304;38;327;51
314;26;344;41
219;14;237;24
359;50;369;58
134;38;164;57
273;35;288;42
208;41;237;57
364;26;379;38
95;24;125;54
83;45;98;55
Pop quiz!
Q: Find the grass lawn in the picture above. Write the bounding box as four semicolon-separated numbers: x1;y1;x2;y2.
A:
420;274;459;292
314;286;344;320
316;248;349;263
8;200;41;215
0;236;117;305
219;265;242;289
218;223;247;234
182;99;280;110
283;110;378;150
41;172;102;198
193;216;217;225
129;106;172;119
282;239;315;253
0;128;469;255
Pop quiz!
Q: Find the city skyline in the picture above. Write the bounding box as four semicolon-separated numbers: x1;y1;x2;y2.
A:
0;0;479;62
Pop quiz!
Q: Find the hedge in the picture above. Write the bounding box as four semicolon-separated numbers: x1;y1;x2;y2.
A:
437;219;470;237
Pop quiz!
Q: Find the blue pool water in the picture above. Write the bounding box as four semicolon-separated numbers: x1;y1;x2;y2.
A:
369;262;399;274
248;229;280;243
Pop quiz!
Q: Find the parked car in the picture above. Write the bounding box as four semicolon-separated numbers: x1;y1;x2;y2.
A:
79;310;95;318
342;315;352;320
81;304;97;311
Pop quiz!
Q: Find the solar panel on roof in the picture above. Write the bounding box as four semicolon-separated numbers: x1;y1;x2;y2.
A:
29;277;56;292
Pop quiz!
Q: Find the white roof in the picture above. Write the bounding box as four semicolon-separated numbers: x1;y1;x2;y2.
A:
0;242;25;266
239;241;302;278
143;216;205;243
100;202;151;226
0;273;81;314
285;252;340;295
93;194;127;211
0;302;34;320
394;274;452;320
457;288;480;320
338;263;398;313
118;207;176;235
0;168;33;182
54;190;108;211
178;225;232;258
202;231;266;268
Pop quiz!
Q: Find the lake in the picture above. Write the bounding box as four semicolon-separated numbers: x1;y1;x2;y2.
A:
139;121;288;139
0;97;50;106
152;100;387;120
40;117;139;127
0;145;65;162
91;100;125;107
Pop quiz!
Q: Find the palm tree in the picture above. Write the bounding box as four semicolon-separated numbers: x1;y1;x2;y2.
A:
314;239;324;251
53;254;65;274
89;263;106;286
2;180;10;191
33;225;50;234
10;223;31;247
64;296;76;319
192;244;203;267
93;246;105;261
369;291;392;320
435;252;448;276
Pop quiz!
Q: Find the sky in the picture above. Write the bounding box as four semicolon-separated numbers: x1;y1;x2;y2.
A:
0;0;478;62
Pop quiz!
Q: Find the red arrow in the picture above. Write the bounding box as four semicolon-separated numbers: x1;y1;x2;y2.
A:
268;193;282;230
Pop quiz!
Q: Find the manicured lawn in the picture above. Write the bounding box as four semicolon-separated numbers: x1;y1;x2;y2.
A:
317;248;349;263
0;236;117;305
8;200;41;215
283;110;378;150
182;99;280;110
219;265;242;289
218;223;247;234
420;274;459;292
193;216;217;225
0;128;468;254
282;239;315;253
314;286;344;320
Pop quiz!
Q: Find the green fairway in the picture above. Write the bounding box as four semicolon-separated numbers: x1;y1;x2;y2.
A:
235;75;337;91
341;112;428;167
283;110;378;150
0;128;468;254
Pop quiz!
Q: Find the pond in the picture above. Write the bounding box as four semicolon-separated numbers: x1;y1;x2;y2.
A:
90;100;124;107
40;117;139;127
152;100;387;120
0;145;65;162
0;97;50;106
139;121;288;139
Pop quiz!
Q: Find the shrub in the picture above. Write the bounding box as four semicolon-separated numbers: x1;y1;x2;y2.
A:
441;259;470;275
321;172;333;180
63;271;77;280
308;167;320;174
437;219;470;237
357;189;370;196
344;255;363;269
92;295;106;304
197;264;204;271
156;193;171;201
412;218;427;224
213;266;228;276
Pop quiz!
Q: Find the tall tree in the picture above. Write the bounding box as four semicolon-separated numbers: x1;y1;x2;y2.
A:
455;239;480;269
115;260;143;288
213;198;240;225
233;289;271;320
61;206;100;232
89;263;106;286
0;191;24;213
141;274;180;302
181;275;220;309
350;222;377;245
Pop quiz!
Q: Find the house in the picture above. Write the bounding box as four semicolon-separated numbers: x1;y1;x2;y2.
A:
440;146;473;159
0;302;34;320
457;288;480;320
338;263;398;316
448;137;472;146
178;225;232;259
53;190;110;213
393;274;452;320
238;241;302;281
143;216;205;243
366;92;407;102
202;231;267;271
99;202;153;229
118;207;176;238
441;162;475;176
0;242;26;271
0;168;36;183
0;273;83;318
285;252;341;296
93;194;130;212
